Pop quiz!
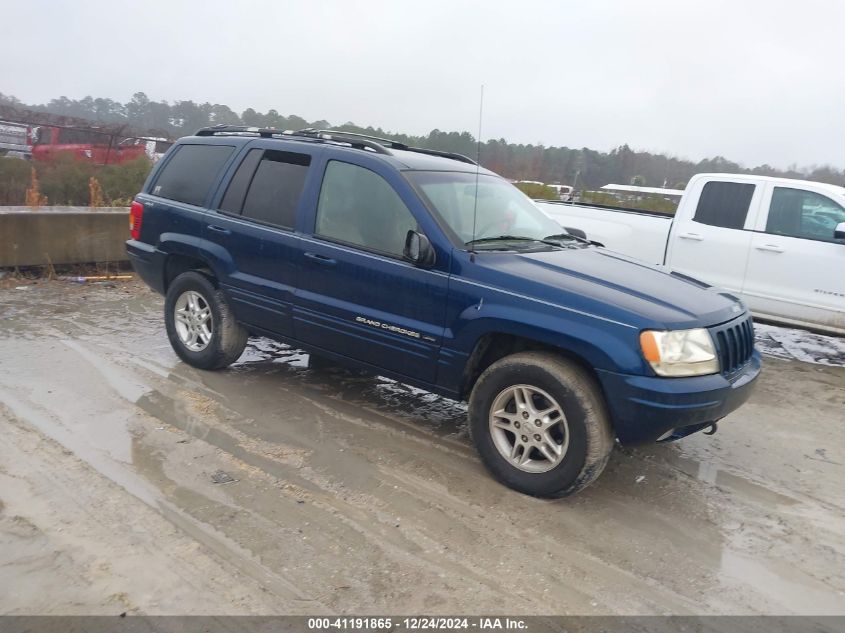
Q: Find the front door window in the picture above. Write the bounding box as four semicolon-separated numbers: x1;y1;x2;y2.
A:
766;187;845;243
315;160;417;257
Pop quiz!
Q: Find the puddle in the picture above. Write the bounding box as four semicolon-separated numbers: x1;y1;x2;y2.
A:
661;451;800;507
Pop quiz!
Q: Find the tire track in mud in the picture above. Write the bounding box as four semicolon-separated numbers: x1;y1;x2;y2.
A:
0;354;322;608
0;404;303;614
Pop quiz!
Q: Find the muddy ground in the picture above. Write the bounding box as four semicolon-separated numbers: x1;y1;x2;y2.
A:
0;279;843;615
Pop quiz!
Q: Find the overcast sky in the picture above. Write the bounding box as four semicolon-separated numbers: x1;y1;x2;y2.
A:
4;0;844;169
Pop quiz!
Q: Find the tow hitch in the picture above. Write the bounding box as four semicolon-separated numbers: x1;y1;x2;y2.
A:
657;420;721;442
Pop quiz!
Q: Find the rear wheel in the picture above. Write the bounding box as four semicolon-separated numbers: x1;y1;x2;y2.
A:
164;271;248;370
468;352;613;497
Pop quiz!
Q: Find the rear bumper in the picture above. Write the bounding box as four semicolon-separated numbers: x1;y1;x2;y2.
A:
126;240;166;295
596;351;761;444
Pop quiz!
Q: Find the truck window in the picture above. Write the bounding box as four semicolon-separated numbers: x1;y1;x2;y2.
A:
219;149;311;228
693;181;755;230
151;144;234;207
766;187;845;243
58;128;109;145
315;161;416;257
33;127;56;145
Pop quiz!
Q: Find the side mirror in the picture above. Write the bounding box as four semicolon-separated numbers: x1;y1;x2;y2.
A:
835;222;845;240
403;230;436;268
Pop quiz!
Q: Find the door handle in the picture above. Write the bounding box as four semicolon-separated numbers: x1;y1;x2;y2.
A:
678;232;704;241
304;252;337;266
755;244;784;253
207;225;231;235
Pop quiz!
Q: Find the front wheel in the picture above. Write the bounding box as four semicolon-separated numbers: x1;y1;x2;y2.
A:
468;352;614;498
164;271;248;370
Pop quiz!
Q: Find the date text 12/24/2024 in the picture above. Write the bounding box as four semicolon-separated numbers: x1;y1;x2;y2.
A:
308;617;528;630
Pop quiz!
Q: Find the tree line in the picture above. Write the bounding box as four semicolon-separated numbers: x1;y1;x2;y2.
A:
2;91;844;190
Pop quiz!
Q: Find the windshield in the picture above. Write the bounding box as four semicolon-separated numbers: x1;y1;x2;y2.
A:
408;171;569;249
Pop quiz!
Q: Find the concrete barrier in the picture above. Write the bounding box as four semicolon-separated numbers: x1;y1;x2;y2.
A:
0;206;129;267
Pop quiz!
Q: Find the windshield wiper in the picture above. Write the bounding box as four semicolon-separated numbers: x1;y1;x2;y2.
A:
465;234;579;250
464;235;539;246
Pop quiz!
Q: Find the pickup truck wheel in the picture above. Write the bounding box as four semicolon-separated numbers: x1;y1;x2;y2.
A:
164;271;248;370
468;352;613;498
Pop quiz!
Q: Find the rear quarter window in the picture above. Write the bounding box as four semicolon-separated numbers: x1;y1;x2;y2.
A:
151;144;234;207
693;181;755;230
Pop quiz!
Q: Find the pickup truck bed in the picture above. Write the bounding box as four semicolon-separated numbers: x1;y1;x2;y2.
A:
536;173;845;336
538;201;672;264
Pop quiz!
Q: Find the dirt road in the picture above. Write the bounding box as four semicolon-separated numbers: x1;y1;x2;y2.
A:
0;280;843;615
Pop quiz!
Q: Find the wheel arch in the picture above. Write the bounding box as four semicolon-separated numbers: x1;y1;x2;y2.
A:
459;331;608;401
163;253;216;291
158;232;237;292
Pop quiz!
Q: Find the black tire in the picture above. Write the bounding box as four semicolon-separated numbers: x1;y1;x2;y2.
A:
468;351;613;498
164;271;248;370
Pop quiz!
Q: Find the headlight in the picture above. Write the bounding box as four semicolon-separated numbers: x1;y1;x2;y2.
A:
639;328;719;377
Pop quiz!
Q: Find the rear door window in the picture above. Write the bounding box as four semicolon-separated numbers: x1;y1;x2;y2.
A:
219;149;262;214
693;181;755;229
151;144;234;206
219;149;311;229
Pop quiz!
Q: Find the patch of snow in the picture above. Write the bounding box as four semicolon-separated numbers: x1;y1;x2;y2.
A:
754;323;845;368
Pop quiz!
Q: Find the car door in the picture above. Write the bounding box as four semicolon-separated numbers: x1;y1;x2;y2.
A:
203;143;322;337
293;156;448;383
742;184;845;331
665;178;763;294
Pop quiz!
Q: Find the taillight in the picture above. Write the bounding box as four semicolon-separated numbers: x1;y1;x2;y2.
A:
129;201;144;240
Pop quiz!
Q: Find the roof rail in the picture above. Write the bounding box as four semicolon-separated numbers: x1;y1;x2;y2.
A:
287;129;393;155
195;125;392;155
193;125;477;165
294;128;405;147
195;125;281;138
295;129;476;165
403;146;477;166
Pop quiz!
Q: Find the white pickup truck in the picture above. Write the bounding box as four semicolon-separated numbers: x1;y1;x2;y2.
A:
536;173;845;336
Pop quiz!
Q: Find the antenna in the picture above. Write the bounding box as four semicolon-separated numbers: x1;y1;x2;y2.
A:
470;85;484;260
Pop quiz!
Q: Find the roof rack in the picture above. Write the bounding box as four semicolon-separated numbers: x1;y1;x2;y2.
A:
194;125;477;165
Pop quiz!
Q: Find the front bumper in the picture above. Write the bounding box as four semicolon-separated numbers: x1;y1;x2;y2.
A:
126;240;166;295
596;351;761;445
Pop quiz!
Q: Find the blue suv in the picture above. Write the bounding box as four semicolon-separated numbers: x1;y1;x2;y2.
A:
127;126;761;497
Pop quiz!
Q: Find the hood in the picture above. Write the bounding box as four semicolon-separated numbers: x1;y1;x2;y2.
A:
473;246;745;330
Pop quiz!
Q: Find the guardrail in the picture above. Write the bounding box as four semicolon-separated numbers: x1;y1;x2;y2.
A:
0;207;129;267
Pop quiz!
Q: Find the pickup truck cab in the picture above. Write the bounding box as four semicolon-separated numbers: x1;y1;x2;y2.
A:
537;174;845;335
127;128;760;497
